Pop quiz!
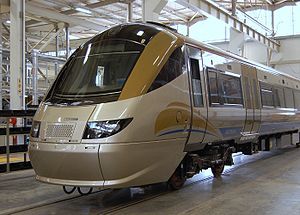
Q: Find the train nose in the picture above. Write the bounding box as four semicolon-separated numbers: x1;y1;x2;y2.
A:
29;104;105;187
29;142;104;186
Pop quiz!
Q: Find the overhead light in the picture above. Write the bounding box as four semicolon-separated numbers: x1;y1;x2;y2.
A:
5;20;11;24
75;7;92;14
136;30;144;36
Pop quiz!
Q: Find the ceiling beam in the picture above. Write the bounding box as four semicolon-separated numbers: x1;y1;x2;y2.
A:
175;0;280;52
26;3;107;32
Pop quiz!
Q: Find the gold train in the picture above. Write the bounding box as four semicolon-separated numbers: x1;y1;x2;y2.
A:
29;22;300;190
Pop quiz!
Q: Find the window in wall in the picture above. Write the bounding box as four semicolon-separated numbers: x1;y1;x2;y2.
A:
190;58;203;107
260;83;274;107
284;88;295;108
148;47;185;92
218;73;243;105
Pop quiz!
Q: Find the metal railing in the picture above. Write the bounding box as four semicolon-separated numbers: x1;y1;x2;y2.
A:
0;110;36;173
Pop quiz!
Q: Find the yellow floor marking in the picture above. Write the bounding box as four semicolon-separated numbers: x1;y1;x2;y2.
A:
0;156;26;164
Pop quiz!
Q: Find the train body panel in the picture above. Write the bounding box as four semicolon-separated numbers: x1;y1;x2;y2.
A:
99;139;186;188
29;142;104;186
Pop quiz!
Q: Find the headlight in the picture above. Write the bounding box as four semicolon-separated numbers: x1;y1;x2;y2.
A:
83;118;133;139
30;121;41;138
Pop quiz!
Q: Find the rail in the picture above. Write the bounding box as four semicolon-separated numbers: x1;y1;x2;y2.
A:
0;109;36;173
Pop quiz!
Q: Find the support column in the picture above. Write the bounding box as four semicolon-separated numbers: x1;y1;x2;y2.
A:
0;16;3;110
65;24;70;59
10;0;25;109
228;28;245;56
31;50;38;105
271;10;275;36
55;26;59;76
142;0;167;22
127;1;133;22
267;48;272;67
231;0;237;16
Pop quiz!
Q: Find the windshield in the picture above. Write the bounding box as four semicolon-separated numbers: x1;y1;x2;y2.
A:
44;23;161;106
45;39;144;105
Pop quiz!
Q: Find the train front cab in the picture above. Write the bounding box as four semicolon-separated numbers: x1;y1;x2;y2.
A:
29;23;199;189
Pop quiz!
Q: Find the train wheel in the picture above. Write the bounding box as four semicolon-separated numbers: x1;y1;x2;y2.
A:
77;187;93;195
63;186;76;194
168;170;186;190
211;163;225;178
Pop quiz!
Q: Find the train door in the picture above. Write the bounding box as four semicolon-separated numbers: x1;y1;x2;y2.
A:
184;46;208;151
241;64;261;137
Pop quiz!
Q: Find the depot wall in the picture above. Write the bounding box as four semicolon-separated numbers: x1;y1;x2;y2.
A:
213;36;300;79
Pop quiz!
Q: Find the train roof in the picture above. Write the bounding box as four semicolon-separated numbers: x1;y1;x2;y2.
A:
86;22;300;84
142;22;300;84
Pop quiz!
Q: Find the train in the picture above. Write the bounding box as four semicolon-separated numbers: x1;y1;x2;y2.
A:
29;22;300;191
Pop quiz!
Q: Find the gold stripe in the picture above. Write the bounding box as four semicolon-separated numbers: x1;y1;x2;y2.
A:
119;31;184;100
167;102;190;110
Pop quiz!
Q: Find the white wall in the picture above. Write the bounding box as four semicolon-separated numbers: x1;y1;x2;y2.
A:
212;36;300;79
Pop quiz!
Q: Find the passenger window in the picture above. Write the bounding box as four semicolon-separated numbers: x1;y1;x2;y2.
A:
284;88;295;108
260;83;274;107
148;47;184;92
190;58;203;107
273;87;285;108
208;70;219;105
294;90;300;109
218;73;243;105
208;68;243;106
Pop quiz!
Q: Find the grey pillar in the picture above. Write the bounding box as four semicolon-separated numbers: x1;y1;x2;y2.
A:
0;16;3;110
55;26;59;76
142;0;167;22
127;2;133;22
31;50;38;105
10;0;25;109
65;24;70;59
186;22;190;37
231;0;237;16
271;10;275;36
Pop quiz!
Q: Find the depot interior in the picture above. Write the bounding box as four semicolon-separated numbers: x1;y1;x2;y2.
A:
1;0;300;214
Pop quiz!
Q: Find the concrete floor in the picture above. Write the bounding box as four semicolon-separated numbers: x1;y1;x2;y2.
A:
1;147;300;215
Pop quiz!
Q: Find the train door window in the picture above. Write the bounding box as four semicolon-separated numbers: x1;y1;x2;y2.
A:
148;47;185;92
190;58;203;107
273;87;285;108
218;73;243;105
207;69;219;105
284;88;295;108
243;76;252;109
252;79;261;109
260;83;274;107
294;90;300;109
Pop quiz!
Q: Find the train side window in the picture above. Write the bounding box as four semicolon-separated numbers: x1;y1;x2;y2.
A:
190;58;203;107
207;70;219;105
294;90;300;109
284;88;295;108
148;47;184;92
218;73;243;105
260;83;274;107
273;87;285;108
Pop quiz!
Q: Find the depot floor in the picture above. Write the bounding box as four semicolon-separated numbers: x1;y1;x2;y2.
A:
1;147;300;215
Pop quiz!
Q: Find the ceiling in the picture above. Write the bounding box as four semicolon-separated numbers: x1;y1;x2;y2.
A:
0;0;298;53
